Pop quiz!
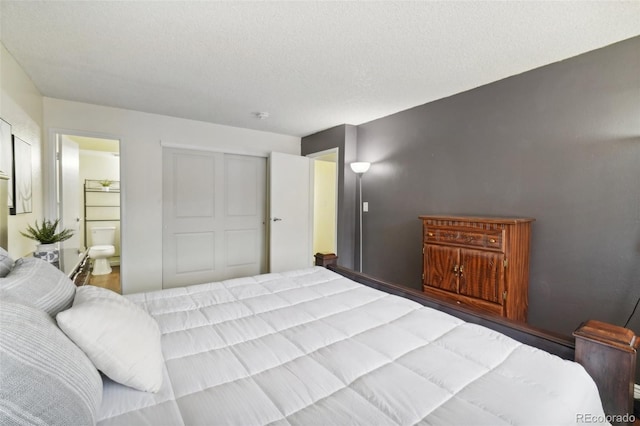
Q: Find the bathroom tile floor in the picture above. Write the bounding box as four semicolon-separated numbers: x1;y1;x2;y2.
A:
88;266;121;294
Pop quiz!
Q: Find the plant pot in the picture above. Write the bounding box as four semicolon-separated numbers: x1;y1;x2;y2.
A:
102;186;110;192
34;243;60;263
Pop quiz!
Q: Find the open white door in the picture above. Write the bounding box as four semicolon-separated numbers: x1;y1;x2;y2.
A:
60;136;81;249
269;152;312;272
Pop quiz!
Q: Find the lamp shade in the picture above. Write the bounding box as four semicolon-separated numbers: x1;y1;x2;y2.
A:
350;162;371;174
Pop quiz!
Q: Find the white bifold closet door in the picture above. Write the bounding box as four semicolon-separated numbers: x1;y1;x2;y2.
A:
162;148;266;289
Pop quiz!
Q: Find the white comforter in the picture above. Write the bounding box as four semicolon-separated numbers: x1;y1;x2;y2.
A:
97;267;607;425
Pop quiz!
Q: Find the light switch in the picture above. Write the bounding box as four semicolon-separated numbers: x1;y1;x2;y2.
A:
363;202;369;212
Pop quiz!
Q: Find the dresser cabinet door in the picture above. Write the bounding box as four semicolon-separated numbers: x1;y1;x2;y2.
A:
424;244;458;293
458;249;505;305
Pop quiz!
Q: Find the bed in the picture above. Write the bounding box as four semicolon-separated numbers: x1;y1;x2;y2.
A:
0;250;636;426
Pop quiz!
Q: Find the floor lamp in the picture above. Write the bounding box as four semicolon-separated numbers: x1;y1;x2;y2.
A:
350;162;370;272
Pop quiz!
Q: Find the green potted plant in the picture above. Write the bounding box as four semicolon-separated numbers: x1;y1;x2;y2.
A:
99;179;113;191
21;219;74;263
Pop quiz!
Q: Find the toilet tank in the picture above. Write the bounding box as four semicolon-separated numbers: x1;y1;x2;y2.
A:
90;226;116;246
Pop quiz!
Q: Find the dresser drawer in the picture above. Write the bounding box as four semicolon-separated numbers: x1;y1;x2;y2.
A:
424;227;503;249
424;227;438;243
484;232;502;249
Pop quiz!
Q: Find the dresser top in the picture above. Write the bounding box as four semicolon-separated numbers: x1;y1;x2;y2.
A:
419;215;535;224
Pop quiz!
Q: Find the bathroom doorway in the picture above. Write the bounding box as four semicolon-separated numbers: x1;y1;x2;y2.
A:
53;133;121;293
307;148;338;257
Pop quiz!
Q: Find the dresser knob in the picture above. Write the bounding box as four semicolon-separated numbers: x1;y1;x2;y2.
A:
489;238;496;243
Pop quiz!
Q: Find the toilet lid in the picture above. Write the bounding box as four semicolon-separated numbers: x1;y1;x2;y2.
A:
90;245;114;251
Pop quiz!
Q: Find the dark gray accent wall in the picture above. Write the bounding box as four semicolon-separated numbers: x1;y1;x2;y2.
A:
356;36;640;341
302;124;358;269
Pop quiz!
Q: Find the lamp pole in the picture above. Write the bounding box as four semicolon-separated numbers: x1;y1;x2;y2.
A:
358;172;364;272
350;162;370;272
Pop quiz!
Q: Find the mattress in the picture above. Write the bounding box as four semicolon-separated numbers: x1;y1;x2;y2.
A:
97;266;607;425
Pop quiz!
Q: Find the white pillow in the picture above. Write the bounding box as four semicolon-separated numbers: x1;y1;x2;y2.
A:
56;286;164;393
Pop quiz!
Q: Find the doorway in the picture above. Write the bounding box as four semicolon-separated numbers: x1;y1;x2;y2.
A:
307;148;338;257
53;132;121;293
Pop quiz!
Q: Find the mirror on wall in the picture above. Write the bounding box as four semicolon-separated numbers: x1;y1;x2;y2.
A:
55;134;121;293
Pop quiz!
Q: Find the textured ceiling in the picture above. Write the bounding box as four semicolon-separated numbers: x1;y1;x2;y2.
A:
2;1;639;137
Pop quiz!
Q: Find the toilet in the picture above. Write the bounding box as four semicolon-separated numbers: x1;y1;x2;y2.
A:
88;226;116;275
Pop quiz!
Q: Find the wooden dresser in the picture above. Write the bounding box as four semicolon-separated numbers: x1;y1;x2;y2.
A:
419;215;534;322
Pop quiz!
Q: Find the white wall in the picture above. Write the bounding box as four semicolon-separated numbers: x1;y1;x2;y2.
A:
0;44;44;257
79;150;120;183
43;98;301;294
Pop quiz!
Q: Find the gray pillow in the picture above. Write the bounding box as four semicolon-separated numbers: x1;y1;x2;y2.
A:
0;296;103;425
0;257;76;317
0;247;13;278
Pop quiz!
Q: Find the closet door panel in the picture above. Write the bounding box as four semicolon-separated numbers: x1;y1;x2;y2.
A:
163;149;220;289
